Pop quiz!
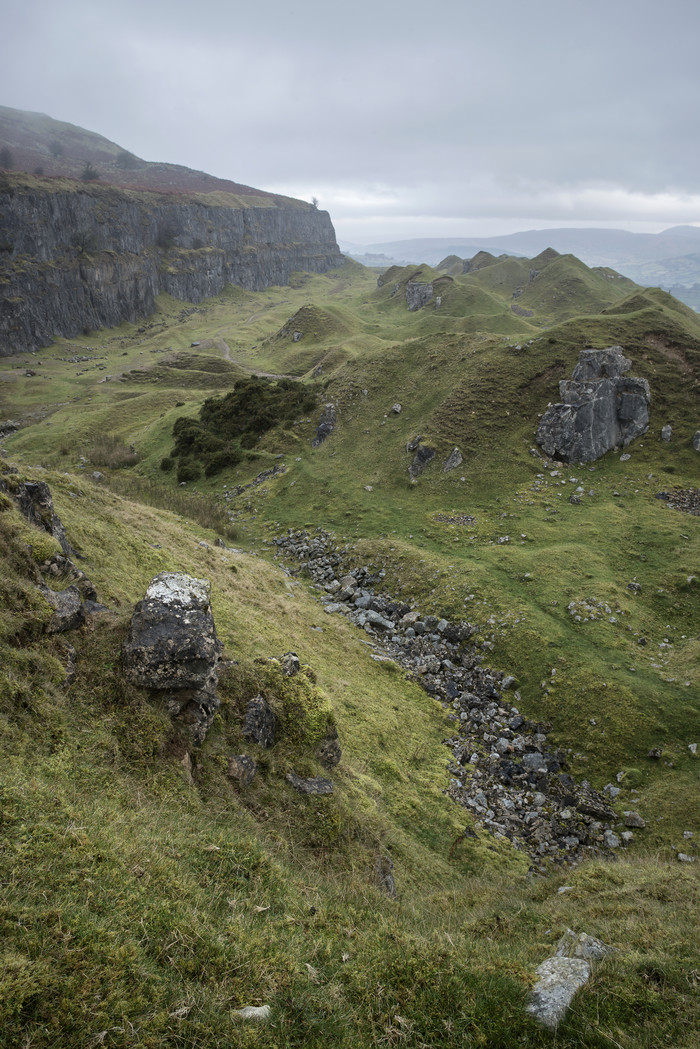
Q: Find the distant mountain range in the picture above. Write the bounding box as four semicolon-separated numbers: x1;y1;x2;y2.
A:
341;226;700;311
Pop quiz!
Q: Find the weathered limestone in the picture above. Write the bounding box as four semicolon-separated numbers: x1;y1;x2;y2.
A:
527;929;614;1029
122;572;222;744
406;281;434;311
536;347;650;463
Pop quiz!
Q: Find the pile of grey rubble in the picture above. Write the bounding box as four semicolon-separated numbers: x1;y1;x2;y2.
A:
272;528;630;871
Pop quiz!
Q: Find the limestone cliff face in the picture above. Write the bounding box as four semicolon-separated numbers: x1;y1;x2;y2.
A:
0;176;343;354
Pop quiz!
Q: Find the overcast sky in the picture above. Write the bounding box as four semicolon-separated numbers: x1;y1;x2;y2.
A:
2;0;699;244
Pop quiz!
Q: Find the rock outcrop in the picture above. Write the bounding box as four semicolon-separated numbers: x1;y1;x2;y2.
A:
536;346;650;463
312;403;337;447
0;175;343;354
122;572;223;744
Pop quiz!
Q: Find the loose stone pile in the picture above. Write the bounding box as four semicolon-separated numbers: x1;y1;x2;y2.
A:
272;528;620;870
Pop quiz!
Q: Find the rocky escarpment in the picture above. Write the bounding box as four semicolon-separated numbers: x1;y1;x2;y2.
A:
272;528;629;871
536;346;650;463
0;175;343;353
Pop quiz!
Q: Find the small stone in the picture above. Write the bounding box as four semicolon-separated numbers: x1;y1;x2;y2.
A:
678;853;696;863
689;743;697;756
623;811;645;828
227;754;257;787
233;1005;271;1021
604;830;620;848
661;424;672;442
286;772;333;795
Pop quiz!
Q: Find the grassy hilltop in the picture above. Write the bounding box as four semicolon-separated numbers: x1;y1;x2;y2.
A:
0;251;699;1047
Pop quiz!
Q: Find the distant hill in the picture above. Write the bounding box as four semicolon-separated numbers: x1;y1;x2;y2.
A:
344;226;700;310
0;105;280;199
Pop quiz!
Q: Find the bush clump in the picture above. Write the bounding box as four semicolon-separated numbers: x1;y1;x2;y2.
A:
167;376;316;478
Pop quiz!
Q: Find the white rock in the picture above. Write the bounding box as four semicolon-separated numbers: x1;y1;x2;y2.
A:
233;1005;272;1021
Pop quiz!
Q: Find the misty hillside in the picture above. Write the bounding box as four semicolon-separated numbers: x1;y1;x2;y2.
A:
0;105;285;199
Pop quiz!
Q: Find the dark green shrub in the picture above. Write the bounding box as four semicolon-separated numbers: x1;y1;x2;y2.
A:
176;460;202;484
160;456;174;472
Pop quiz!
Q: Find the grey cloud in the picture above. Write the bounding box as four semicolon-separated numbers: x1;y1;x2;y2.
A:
1;0;699;241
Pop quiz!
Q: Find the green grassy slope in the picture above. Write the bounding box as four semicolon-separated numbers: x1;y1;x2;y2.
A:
0;253;698;1047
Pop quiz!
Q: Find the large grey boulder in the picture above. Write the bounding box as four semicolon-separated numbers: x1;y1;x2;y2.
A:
536;346;650;463
122;573;223;744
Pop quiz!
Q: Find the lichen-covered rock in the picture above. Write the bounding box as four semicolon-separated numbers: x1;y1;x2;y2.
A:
527;929;614;1029
315;724;342;768
0;474;74;557
443;447;463;472
122;572;222;744
536;346;650;463
406;281;433;311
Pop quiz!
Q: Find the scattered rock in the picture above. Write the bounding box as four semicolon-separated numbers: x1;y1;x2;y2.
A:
408;443;436;479
233;1005;271;1021
273;527;622;868
391;403;402;414
693;431;700;452
315;724;342;768
623;811;646;828
312;403;337;447
661;424;672;442
375;854;397;898
0;475;75;557
281;651;301;677
443;447;463;472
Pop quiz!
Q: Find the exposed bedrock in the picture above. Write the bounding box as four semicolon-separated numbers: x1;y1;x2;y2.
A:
0;179;343;353
536;346;650;463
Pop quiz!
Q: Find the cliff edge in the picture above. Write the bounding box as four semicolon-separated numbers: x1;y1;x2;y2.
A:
0;173;343;353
